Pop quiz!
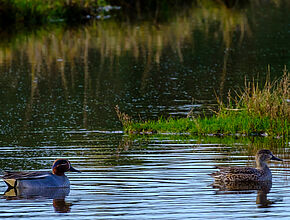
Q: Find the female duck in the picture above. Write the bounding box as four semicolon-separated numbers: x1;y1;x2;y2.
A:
212;149;282;182
2;159;80;188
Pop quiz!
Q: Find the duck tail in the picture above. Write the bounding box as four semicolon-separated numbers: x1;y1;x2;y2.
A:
2;172;17;188
3;179;16;188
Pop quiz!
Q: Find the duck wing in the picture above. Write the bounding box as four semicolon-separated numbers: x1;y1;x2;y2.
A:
2;171;51;180
2;171;51;188
212;166;262;182
218;167;258;174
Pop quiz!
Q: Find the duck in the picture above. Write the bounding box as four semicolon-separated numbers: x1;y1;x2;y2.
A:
211;149;282;182
1;159;80;188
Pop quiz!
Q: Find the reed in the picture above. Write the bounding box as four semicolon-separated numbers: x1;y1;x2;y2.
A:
218;67;289;121
115;105;132;128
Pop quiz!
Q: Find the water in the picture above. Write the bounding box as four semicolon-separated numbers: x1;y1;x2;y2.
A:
0;134;288;219
0;0;289;219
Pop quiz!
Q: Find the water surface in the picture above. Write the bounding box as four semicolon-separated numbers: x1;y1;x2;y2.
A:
0;1;289;219
0;134;289;219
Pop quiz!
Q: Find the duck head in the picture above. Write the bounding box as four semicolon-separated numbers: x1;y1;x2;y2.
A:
52;159;80;176
256;149;282;168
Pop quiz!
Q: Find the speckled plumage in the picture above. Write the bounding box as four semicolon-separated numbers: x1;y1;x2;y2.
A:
211;149;282;183
1;159;80;188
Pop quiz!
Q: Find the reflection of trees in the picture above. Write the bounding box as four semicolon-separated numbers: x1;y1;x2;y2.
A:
0;0;255;70
0;0;288;72
195;0;251;98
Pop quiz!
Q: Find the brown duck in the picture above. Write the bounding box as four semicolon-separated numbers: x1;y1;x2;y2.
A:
211;149;282;182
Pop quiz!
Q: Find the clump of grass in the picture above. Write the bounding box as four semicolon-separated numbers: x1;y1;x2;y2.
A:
218;67;289;121
119;69;289;137
214;68;289;136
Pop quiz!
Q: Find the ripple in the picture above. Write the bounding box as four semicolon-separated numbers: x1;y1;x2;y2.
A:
0;134;289;219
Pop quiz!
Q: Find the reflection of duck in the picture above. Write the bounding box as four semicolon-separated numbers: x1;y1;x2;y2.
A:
212;180;275;208
1;159;80;188
53;198;72;213
211;149;282;182
4;186;70;199
212;179;272;192
4;186;72;213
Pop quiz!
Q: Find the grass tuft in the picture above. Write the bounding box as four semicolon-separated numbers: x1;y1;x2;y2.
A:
217;66;289;121
117;69;289;137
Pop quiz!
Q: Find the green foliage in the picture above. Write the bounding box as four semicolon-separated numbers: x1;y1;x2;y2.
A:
0;0;103;25
127;112;288;137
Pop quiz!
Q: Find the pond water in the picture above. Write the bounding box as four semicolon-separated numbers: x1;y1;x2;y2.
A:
0;134;289;219
0;0;289;219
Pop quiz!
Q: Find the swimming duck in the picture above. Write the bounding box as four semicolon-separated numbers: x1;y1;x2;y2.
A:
2;159;80;188
211;149;282;182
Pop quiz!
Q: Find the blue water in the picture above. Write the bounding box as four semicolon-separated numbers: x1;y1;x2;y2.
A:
0;133;289;219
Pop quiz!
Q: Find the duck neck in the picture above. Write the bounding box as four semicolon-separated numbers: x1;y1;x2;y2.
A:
53;167;65;176
256;159;269;170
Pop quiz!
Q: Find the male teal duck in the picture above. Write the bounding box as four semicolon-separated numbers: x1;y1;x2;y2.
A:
211;149;282;182
2;159;80;188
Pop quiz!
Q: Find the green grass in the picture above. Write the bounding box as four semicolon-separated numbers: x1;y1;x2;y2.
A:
126;112;288;137
118;69;289;137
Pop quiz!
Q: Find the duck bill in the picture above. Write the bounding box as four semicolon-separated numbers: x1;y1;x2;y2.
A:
271;155;283;161
69;166;81;173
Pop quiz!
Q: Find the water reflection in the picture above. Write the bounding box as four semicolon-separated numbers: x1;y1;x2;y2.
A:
0;0;289;218
53;199;72;213
0;1;289;135
3;187;72;213
212;180;277;208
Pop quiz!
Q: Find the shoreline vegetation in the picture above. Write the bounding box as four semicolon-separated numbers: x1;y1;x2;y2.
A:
0;0;196;26
116;69;289;138
0;0;275;26
0;0;112;25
